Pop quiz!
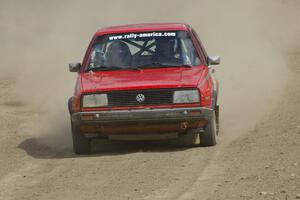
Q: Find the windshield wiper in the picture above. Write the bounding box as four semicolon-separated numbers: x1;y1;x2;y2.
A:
135;62;193;69
135;62;165;68
86;65;142;72
86;66;123;72
166;63;193;68
125;66;142;71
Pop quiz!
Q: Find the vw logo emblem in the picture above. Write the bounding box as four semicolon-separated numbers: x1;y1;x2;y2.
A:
136;94;145;103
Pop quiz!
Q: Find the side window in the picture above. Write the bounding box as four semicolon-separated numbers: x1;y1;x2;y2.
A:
89;43;104;68
192;29;207;63
180;38;201;65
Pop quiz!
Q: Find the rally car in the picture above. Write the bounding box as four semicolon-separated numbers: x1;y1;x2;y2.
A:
68;23;220;154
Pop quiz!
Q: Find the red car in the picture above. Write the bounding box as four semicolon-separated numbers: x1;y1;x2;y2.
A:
68;23;220;154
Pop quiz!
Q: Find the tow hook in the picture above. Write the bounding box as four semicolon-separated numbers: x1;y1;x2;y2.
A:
181;122;188;130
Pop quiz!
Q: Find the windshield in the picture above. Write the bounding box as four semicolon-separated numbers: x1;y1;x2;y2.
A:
86;31;201;71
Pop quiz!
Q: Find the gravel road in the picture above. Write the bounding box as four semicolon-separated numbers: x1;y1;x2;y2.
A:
0;0;299;199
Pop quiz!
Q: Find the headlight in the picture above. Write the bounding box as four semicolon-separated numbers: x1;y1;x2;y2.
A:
173;90;200;103
82;94;108;108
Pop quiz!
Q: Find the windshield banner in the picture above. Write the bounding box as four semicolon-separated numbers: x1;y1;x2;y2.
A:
109;32;176;40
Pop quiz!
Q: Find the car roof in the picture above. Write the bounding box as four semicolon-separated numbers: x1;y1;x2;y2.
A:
95;23;191;36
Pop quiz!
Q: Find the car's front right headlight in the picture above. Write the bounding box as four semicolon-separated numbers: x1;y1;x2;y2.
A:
82;94;108;108
173;90;200;104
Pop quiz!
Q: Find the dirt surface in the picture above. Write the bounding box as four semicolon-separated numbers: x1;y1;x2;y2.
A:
0;0;299;200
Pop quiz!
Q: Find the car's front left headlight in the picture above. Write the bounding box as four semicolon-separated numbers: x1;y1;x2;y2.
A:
173;90;200;104
82;93;108;108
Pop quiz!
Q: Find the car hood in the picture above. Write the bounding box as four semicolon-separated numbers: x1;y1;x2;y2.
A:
80;66;208;93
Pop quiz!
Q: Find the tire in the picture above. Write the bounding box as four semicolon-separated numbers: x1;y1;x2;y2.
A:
71;122;91;154
212;90;219;136
200;112;217;146
68;97;73;114
215;105;220;135
177;129;200;147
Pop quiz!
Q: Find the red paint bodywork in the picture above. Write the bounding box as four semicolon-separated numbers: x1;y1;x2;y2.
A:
72;23;216;112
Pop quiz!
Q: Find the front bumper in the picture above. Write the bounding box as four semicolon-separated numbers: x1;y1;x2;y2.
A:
71;107;213;125
71;107;214;137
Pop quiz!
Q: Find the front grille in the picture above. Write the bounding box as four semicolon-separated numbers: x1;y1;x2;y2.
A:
106;89;179;107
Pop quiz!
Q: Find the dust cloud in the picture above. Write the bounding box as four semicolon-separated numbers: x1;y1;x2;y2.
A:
0;0;299;147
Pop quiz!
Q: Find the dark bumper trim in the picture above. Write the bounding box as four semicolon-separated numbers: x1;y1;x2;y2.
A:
71;107;214;125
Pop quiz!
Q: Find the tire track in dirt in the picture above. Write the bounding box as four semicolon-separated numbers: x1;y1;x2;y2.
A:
0;1;299;200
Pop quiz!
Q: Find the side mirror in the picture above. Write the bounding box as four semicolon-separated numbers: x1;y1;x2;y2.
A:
207;56;220;66
69;62;81;72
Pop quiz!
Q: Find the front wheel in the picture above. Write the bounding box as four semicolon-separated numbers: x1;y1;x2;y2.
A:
71;122;91;154
200;112;217;146
215;105;220;135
